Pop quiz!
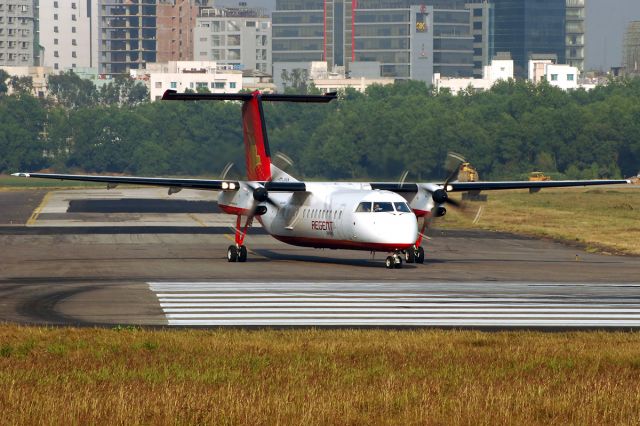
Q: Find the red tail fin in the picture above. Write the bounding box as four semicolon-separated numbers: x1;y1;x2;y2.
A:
242;92;271;181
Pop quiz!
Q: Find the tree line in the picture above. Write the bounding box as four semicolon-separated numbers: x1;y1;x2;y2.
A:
1;73;640;181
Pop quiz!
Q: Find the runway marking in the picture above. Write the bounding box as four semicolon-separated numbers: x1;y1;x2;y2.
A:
26;191;52;226
188;213;208;227
148;282;640;328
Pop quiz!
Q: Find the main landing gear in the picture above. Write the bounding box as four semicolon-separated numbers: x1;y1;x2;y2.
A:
228;215;251;263
404;246;425;264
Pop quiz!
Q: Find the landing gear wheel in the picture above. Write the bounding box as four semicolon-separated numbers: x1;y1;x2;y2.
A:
394;255;403;269
405;249;416;263
415;246;425;264
227;245;238;262
385;256;394;269
238;245;248;262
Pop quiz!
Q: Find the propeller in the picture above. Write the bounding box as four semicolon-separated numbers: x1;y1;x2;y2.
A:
425;151;466;216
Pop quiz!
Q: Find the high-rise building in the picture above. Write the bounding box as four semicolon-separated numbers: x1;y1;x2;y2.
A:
0;0;38;66
193;6;271;73
565;0;584;71
272;0;471;81
467;1;493;78
99;0;158;77
623;21;640;76
489;0;583;77
156;0;204;62
39;0;99;71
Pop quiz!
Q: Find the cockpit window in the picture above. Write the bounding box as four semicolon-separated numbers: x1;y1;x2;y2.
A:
373;202;394;212
356;202;372;212
394;202;412;213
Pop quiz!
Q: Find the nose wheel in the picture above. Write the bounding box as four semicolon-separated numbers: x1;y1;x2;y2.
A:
385;253;403;269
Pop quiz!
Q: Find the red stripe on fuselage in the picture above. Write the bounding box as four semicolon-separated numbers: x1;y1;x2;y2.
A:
272;234;413;251
219;204;251;216
242;92;271;181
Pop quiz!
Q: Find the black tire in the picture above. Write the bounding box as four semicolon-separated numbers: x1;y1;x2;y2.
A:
238;245;248;262
227;245;238;262
385;256;394;269
415;246;425;264
394;256;403;269
405;249;416;263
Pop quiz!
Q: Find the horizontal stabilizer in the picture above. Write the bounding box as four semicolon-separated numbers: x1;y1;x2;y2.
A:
162;90;337;103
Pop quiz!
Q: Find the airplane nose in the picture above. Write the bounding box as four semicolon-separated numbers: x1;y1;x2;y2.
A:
361;213;418;248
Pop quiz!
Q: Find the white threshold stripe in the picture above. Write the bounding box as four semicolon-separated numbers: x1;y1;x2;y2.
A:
165;313;640;319
166;319;640;326
158;302;640;309
154;296;637;303
161;307;640;313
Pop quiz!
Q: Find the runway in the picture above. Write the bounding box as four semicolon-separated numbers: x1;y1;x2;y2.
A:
150;281;640;328
1;188;639;329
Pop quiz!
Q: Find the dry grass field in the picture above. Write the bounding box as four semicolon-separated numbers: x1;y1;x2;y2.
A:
1;326;640;425
442;187;640;255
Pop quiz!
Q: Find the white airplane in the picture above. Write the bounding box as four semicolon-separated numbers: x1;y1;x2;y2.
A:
13;90;631;269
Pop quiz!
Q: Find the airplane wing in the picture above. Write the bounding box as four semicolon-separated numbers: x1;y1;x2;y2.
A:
10;172;307;192
370;179;631;193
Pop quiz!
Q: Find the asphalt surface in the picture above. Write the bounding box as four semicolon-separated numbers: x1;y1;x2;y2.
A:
1;188;639;329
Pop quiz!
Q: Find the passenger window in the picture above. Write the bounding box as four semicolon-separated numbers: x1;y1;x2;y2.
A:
356;202;372;212
394;202;412;213
373;202;394;212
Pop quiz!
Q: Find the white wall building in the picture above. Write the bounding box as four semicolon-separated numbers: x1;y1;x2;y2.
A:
193;6;271;74
39;0;99;71
136;61;243;101
0;65;52;97
528;60;578;90
433;58;514;95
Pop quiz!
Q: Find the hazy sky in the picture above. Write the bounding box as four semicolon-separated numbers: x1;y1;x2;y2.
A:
230;0;640;71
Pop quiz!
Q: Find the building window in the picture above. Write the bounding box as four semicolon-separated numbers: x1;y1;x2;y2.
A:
54;26;58;33
567;74;574;81
214;82;225;89
54;38;58;45
54;51;59;57
170;82;177;89
72;14;76;21
550;74;558;81
473;22;482;30
72;27;76;33
54;14;58;20
229;82;236;89
155;82;162;88
72;51;76;58
71;2;76;9
72;39;77;46
473;8;483;17
54;63;59;70
54;1;58;7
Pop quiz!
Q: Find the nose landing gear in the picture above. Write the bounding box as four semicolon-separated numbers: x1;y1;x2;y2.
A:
385;252;403;269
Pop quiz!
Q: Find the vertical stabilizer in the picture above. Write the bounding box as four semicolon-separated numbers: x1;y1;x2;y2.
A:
242;92;272;181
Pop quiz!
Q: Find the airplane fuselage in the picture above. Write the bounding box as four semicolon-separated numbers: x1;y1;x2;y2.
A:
219;183;419;252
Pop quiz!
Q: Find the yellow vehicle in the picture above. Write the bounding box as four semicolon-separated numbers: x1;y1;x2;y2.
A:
529;171;551;182
458;162;479;182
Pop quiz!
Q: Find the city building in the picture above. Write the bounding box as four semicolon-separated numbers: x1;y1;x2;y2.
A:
489;0;584;77
623;21;640;76
565;0;585;71
98;0;158;77
193;5;271;73
156;0;205;62
0;0;39;66
0;65;52;97
272;0;475;81
432;55;512;94
39;0;99;71
467;1;493;78
136;60;243;101
528;58;578;90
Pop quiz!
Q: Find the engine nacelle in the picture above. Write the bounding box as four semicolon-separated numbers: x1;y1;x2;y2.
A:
433;206;447;217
